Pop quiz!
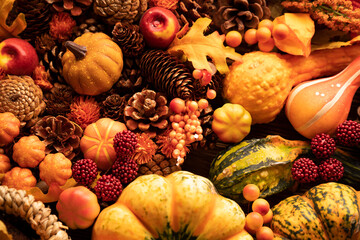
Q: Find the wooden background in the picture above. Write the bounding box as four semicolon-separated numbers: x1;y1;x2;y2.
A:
1;89;359;240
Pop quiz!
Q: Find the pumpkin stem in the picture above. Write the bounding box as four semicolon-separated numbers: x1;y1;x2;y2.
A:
64;41;87;60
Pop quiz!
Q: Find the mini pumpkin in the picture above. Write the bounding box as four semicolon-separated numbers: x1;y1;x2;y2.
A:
0;112;20;147
39;153;72;187
80;118;127;170
2;167;37;190
0;153;11;173
56;186;101;229
212;103;252;143
12;135;46;168
62;32;123;96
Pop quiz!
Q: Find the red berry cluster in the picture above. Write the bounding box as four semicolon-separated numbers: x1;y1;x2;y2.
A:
335;120;360;147
72;158;98;186
113;130;138;158
94;175;123;202
111;156;139;185
291;158;319;183
311;133;336;159
319;158;344;182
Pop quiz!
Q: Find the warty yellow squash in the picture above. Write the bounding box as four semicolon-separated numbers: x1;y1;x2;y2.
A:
92;171;253;240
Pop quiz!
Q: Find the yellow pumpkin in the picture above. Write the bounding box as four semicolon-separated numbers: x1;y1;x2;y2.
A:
62;32;123;96
0;112;20;147
12;135;46;168
92;171;252;240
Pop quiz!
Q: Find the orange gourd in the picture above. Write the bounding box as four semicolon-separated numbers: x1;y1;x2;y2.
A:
12;135;46;168
2;167;37;190
80;118;127;170
0;112;20;147
285;56;360;138
0;153;11;173
39;153;72;187
56;186;101;229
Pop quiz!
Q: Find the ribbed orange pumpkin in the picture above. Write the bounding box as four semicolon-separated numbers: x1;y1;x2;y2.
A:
80;118;127;170
2;167;37;190
0;112;20;147
12;135;46;168
0;153;11;173
39;153;72;187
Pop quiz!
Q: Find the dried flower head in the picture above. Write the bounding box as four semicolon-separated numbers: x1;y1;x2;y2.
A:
32;65;53;91
149;0;179;10
133;133;158;165
49;12;76;41
67;96;101;129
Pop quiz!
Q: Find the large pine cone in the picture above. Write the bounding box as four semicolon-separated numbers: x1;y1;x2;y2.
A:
93;0;148;24
138;153;181;176
213;0;271;34
140;50;194;99
31;115;83;160
174;0;217;27
124;89;169;134
0;75;46;128
6;0;52;42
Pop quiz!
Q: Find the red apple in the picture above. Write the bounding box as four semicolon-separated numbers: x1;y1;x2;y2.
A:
139;7;180;49
0;38;39;76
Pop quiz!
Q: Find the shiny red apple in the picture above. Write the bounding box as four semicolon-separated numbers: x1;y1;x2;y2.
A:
0;38;39;76
139;7;180;49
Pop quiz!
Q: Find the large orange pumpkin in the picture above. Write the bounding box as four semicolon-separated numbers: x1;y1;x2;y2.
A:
80;118;127;170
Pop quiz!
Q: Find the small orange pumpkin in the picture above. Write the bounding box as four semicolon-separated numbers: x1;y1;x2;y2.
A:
0;153;11;173
0;112;21;147
56;186;101;229
80;118;127;170
39;153;72;187
2;167;37;190
12;135;46;168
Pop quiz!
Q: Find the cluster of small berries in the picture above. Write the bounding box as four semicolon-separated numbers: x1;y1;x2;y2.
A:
291;120;359;184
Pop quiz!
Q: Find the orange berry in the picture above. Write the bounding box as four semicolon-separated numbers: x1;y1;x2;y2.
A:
258;19;274;32
206;89;217;99
244;29;258;45
245;212;264;233
198;99;209;110
243;184;260;201
263;209;273;225
170;98;185;114
256;226;274;240
192;69;203;79
256;27;272;43
188;101;198;112
225;30;243;48
258;38;275;52
272;23;289;40
252;198;270;216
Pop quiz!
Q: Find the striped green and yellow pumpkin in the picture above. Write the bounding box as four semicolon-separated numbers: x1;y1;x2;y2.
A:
209;135;311;203
271;182;360;240
92;171;253;240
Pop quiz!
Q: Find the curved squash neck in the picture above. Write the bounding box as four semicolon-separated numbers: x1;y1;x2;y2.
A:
64;41;87;60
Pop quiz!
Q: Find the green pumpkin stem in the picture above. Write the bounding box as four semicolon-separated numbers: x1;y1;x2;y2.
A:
64;41;87;60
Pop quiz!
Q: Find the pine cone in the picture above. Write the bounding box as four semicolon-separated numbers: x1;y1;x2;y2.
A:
100;94;128;121
138;153;181;176
124;89;169;134
6;0;52;42
139;50;194;99
0;75;46;128
39;42;67;83
46;0;93;16
93;0;148;24
213;0;271;34
30;115;83;160
44;83;76;116
73;17;109;38
114;57;144;94
112;22;145;57
174;0;217;27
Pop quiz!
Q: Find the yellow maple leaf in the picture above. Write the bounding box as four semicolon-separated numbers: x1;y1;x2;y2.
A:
167;18;242;75
0;0;27;41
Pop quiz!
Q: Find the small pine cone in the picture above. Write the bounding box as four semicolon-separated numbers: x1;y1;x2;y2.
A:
94;174;123;201
72;159;98;186
39;43;67;83
73;17;108;38
174;0;216;27
291;158;319;184
7;0;52;42
140;50;194;99
114;58;144;95
311;133;336;159
35;33;57;57
93;0;148;24
138;153;181;176
112;22;145;57
100;94;127;121
111;157;139;184
336;120;360;147
44;83;75;116
124;89;170;133
47;0;93;16
213;0;271;35
319;158;344;182
113;130;138;158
